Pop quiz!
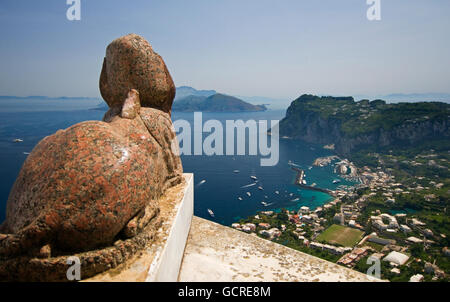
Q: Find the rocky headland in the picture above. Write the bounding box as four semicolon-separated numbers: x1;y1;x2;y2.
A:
279;95;450;156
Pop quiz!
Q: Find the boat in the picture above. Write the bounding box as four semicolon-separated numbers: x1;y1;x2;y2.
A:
332;179;341;184
207;209;215;217
291;198;300;202
13;138;23;143
311;183;317;187
261;201;268;206
233;170;240;173
197;180;206;186
250;176;258;181
275;191;280;195
289;193;294;197
238;197;243;201
308;166;313;170
258;186;263;190
246;192;251;197
23;152;30;155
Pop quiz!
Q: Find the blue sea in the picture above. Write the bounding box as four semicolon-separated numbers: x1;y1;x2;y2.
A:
0;98;354;226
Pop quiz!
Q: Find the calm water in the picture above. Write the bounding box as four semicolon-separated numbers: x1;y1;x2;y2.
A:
0;98;353;225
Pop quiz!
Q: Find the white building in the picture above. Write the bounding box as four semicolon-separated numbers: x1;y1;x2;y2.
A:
400;224;412;233
383;251;410;266
407;236;423;244
411;218;426;226
409;274;424;282
300;206;310;214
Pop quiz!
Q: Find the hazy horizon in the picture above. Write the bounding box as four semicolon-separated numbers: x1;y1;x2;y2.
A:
1;0;450;103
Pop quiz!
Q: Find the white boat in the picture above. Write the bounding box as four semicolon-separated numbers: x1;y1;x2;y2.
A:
233;170;240;173
207;209;215;217
258;186;263;190
241;183;257;188
197;180;206;186
308;166;313;170
23;152;30;155
333;179;341;184
261;201;268;206
291;198;300;202
246;192;251;197
289;193;294;197
275;191;280;195
250;176;258;181
13;138;23;143
238;197;243;201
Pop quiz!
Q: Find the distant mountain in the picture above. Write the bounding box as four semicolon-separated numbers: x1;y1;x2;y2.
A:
175;86;216;101
173;93;267;112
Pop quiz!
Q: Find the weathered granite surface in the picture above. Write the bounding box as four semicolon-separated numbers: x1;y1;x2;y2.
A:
0;34;182;281
84;174;193;282
100;34;176;114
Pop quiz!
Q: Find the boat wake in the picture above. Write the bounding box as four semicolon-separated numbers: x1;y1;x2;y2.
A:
241;183;257;188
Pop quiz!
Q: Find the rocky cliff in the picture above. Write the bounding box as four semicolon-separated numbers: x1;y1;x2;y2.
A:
279;95;450;156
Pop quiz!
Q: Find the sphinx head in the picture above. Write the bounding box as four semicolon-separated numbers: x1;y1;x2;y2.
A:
99;34;176;114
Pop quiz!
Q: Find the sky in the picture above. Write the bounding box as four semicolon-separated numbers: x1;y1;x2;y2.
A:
0;0;449;101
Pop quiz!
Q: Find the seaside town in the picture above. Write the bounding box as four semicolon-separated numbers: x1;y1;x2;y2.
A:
233;149;450;282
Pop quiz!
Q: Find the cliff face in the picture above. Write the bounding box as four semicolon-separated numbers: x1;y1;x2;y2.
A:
279;95;450;156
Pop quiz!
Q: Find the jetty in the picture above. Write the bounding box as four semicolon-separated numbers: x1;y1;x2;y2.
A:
291;167;335;196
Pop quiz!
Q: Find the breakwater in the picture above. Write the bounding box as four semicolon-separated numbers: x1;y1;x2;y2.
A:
291;167;335;196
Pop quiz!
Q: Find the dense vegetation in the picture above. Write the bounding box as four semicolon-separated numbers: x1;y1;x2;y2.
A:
281;94;449;137
279;94;450;155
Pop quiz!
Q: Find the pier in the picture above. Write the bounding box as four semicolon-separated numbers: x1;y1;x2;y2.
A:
291;167;335;196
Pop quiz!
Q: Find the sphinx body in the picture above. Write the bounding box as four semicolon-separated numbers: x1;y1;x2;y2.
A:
0;34;183;281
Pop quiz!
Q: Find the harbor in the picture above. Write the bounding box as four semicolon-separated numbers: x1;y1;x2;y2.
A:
291;167;336;196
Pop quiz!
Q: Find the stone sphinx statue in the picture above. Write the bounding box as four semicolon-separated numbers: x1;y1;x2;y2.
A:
0;34;183;281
